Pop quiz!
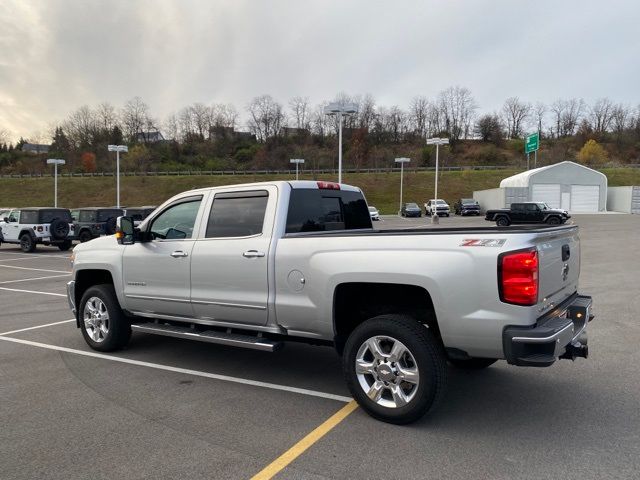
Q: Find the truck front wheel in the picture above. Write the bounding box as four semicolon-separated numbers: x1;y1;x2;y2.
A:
343;314;447;424
80;284;131;352
496;216;510;227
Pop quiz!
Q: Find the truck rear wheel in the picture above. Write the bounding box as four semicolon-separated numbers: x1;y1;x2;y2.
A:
80;284;131;352
448;357;497;369
20;233;36;253
343;314;447;424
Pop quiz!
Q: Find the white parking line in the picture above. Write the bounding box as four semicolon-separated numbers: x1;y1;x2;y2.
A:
0;274;71;284
0;319;75;336
0;287;66;297
0;257;44;262
0;264;70;274
0;335;353;403
0;251;70;258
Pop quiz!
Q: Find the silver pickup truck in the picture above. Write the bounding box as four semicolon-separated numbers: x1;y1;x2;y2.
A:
66;180;593;424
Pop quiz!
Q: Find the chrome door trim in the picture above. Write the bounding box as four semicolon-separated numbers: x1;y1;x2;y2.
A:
125;294;191;304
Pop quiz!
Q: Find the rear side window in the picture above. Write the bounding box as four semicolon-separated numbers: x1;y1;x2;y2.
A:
79;211;97;222
286;188;372;233
206;191;268;238
40;209;72;222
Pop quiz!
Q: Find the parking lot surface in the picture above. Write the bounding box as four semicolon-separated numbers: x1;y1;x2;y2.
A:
1;214;639;479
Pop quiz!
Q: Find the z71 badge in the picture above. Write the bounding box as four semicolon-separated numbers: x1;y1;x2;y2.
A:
460;239;507;247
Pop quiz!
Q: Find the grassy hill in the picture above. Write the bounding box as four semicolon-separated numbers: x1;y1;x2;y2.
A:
1;168;639;215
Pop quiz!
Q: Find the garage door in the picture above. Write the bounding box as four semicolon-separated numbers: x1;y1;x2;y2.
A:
632;186;640;214
532;184;561;209
570;185;600;212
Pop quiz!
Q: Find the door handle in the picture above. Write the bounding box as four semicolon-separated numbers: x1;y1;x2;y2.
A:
170;250;188;258
243;250;265;258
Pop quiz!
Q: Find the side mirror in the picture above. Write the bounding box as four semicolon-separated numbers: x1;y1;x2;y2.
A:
115;216;135;245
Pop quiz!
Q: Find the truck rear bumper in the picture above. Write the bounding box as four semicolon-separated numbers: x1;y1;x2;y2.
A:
503;295;592;367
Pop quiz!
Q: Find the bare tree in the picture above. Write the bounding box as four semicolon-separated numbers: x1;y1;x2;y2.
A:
95;102;118;131
246;95;285;141
611;104;631;134
311;103;330;138
356;94;376;131
589;98;615;133
534;102;547;136
551;98;585;137
288;96;310;130
189;103;210;139
0;128;10;146
63;105;98;148
121;97;150;142
437;86;477;141
163;113;179;141
409;96;429;137
502;97;531;138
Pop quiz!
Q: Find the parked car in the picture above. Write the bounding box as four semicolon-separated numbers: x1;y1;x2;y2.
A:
123;206;157;226
424;199;450;217
70;207;124;242
400;202;422;217
0;207;74;252
485;202;571;227
454;198;481;216
368;206;380;221
67;180;592;424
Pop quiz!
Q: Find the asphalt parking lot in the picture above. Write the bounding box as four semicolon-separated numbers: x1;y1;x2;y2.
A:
1;214;639;479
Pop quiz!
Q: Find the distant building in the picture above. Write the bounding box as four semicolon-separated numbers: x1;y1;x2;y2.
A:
136;131;165;143
209;126;235;141
234;131;256;142
21;143;50;154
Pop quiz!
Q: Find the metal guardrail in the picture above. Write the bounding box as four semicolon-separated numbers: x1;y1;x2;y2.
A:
1;164;638;178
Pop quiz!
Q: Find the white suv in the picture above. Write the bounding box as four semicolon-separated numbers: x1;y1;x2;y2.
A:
0;208;75;252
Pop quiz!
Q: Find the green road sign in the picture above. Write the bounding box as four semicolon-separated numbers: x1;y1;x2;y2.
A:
525;132;539;154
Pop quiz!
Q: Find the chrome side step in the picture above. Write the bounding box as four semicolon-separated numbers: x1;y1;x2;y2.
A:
131;322;282;352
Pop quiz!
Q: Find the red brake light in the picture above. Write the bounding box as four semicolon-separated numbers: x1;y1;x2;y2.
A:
317;181;340;190
37;226;43;232
499;249;538;306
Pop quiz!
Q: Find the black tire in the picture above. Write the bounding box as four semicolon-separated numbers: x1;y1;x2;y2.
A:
57;240;72;251
448;357;497;370
20;233;36;253
496;216;510;227
79;230;93;243
79;284;131;352
546;216;561;225
50;218;70;240
343;314;447;425
104;217;117;235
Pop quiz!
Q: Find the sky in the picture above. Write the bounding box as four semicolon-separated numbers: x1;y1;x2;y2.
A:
1;0;639;142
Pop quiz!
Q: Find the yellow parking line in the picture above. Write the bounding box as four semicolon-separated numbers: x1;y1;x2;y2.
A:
251;400;359;480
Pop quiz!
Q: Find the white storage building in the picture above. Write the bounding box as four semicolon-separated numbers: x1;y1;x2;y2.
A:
474;161;607;213
607;186;640;214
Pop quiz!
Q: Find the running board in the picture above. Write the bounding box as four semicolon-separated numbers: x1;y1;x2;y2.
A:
131;322;282;352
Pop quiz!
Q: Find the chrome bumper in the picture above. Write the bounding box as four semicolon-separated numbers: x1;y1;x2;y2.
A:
66;280;76;315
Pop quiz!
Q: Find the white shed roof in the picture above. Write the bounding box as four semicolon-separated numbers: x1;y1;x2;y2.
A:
499;161;606;188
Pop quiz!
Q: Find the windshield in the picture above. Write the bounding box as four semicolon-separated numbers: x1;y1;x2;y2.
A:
406;203;418;208
539;203;549;210
436;200;447;205
368;206;377;212
462;198;476;204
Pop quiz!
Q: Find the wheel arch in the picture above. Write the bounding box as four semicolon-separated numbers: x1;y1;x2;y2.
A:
333;282;441;355
74;269;116;327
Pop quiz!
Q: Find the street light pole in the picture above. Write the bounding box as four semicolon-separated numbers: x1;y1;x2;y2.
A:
46;159;65;208
395;158;410;215
324;102;358;184
290;158;305;180
426;137;449;224
108;145;128;208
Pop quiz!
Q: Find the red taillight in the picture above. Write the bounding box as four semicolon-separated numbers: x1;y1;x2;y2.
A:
37;226;43;232
317;181;340;190
499;249;538;306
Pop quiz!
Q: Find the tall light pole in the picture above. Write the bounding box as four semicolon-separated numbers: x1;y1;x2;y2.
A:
46;159;65;208
108;145;128;208
324;102;358;184
290;158;305;180
395;158;410;215
426;137;449;224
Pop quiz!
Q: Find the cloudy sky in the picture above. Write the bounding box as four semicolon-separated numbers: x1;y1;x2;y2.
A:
1;0;638;141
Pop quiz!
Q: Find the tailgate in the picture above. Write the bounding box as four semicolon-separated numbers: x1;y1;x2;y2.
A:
536;227;580;307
